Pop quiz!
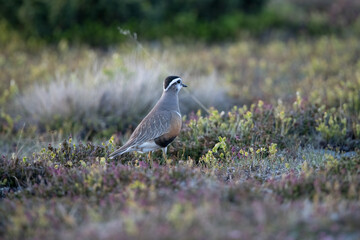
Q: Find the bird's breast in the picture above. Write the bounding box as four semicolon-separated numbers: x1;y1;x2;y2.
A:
154;112;182;148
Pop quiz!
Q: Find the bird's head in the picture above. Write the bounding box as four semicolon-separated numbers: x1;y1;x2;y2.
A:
163;76;187;93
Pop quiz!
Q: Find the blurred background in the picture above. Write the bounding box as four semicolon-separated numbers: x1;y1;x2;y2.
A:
1;0;360;45
1;0;360;153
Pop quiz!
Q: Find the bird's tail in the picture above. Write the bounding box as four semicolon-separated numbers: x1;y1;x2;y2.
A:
109;144;132;159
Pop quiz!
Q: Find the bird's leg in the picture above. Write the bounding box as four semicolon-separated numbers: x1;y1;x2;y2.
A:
148;152;153;168
162;147;168;164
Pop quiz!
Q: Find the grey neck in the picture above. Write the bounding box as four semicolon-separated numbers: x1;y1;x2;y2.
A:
156;90;180;113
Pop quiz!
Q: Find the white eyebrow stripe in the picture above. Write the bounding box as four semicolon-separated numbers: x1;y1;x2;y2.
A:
164;78;182;91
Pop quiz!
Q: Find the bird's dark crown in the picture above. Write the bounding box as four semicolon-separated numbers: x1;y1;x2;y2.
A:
164;76;181;90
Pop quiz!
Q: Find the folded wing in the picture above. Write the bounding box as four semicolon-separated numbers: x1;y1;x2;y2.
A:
109;111;172;158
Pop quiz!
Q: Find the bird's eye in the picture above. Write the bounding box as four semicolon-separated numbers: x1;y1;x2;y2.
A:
177;80;181;83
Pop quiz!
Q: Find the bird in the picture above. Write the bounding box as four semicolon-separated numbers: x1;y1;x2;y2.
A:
109;76;187;160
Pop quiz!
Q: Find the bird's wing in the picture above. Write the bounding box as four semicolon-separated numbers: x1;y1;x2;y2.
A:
128;110;172;145
109;111;173;159
110;110;173;158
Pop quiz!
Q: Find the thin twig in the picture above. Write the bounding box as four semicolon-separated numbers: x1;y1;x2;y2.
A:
118;28;211;114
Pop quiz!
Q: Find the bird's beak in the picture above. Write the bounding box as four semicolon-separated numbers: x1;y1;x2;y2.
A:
181;83;187;87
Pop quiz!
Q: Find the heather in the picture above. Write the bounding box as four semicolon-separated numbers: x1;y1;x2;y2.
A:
1;85;360;238
1;2;360;239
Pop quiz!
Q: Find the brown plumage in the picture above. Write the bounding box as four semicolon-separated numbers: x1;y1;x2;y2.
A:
109;76;187;159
